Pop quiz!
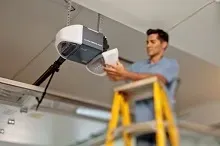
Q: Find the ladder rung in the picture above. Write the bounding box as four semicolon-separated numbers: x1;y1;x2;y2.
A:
112;120;170;139
82;121;158;146
114;121;157;136
114;121;220;139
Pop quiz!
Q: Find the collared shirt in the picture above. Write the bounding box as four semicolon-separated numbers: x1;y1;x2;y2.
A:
128;57;179;103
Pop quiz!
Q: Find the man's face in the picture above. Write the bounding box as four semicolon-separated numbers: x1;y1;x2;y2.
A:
146;34;166;57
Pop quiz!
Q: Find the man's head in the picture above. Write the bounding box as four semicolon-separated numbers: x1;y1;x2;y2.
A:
146;29;169;58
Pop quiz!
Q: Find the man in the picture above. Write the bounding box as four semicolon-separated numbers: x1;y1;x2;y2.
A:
104;28;179;146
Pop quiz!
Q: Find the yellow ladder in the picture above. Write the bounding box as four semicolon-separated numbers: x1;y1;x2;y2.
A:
105;77;179;146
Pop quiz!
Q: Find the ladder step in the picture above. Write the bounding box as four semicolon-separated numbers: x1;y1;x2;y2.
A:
113;77;157;101
113;120;167;137
114;77;157;92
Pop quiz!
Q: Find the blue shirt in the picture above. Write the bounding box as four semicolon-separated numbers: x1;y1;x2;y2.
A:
128;57;179;103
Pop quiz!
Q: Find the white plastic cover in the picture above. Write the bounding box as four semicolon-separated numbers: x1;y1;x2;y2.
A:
55;25;83;59
86;48;119;76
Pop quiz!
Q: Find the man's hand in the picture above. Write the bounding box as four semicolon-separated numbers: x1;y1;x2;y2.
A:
107;75;122;81
104;61;127;81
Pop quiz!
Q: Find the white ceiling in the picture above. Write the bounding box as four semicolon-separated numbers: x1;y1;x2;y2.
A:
71;0;220;66
71;0;212;31
1;0;220;145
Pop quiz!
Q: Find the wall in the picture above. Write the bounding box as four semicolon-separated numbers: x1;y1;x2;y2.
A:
52;115;106;146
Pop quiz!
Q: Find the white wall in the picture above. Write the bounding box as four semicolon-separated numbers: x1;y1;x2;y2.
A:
0;103;106;146
52;115;106;146
0;111;53;146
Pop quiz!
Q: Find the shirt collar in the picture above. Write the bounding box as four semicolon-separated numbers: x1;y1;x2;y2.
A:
147;56;165;65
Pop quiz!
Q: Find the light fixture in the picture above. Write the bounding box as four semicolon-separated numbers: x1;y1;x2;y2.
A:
8;118;15;125
76;107;111;121
0;129;4;134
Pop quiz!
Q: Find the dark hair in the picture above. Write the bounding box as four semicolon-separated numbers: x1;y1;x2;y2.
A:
146;29;169;43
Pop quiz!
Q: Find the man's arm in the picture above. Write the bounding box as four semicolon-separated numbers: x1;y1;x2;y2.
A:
105;60;179;85
106;69;167;84
123;60;179;84
122;71;168;84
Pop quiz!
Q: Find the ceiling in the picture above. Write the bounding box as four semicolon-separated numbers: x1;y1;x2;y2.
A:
71;0;220;67
1;0;220;145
